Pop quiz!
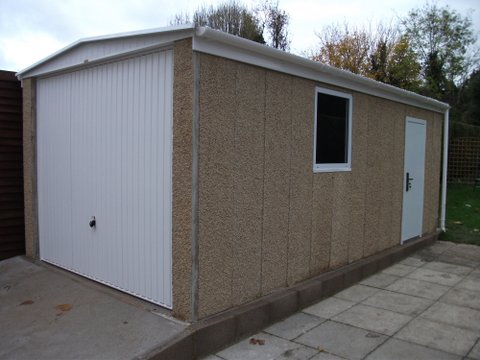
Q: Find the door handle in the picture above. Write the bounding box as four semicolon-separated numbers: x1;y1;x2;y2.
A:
406;172;414;192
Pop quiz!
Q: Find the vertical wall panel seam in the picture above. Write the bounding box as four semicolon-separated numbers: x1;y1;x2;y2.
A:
191;51;200;321
260;70;267;295
286;76;293;285
230;63;238;304
361;96;370;258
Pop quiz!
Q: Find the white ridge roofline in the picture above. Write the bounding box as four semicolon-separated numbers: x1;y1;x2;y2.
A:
17;24;449;113
16;24;195;79
194;26;449;113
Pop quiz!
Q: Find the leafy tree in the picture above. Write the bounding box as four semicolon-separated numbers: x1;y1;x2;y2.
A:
401;3;477;99
171;0;290;51
459;69;480;126
383;36;421;91
310;23;421;90
312;24;371;74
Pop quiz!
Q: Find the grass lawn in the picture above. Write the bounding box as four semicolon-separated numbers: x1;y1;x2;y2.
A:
440;183;480;245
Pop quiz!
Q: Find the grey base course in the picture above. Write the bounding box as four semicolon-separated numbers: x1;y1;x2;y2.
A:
148;231;438;359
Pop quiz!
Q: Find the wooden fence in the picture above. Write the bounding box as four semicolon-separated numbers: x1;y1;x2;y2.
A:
0;70;25;260
448;137;480;183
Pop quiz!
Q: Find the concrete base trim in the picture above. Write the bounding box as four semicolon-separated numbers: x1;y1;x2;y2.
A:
145;231;438;360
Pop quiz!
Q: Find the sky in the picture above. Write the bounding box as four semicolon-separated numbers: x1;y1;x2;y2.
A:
0;0;479;72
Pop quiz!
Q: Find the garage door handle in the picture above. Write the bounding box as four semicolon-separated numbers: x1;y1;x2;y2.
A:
406;172;414;192
89;216;96;228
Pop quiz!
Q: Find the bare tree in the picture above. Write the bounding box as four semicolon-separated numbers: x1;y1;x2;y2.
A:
261;1;290;51
170;0;290;51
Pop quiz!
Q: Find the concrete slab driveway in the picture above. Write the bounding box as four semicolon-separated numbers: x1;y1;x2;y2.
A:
0;257;186;360
205;241;480;360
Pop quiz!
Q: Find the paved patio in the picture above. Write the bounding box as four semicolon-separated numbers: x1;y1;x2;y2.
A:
203;241;480;360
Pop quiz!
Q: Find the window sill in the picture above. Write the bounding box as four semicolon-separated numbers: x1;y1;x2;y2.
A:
313;166;351;173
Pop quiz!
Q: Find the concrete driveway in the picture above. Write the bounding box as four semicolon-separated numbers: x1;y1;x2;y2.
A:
205;241;480;360
0;257;187;360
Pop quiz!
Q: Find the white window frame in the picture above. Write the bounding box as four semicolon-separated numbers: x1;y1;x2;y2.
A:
313;86;353;173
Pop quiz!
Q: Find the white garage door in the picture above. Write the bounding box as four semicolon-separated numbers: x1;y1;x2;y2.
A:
36;50;173;308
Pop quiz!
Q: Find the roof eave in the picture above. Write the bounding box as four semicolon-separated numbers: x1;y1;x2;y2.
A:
194;26;449;113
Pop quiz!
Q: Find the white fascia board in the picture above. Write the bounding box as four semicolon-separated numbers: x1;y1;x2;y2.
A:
16;24;195;79
193;27;449;113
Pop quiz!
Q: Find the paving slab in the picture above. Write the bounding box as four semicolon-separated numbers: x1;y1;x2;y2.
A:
303;297;355;319
439;287;480;310
456;277;480;292
216;332;316;360
423;261;473;276
410;248;438;262
398;256;427;267
309;352;346;360
436;253;479;268
264;312;325;340
365;338;462;360
295;320;387;360
0;257;186;360
334;284;379;302
208;242;480;360
420;302;480;332
406;267;464;287
428;241;455;254
381;263;417;277
362;289;432;316
447;244;480;262
332;304;412;336
468;339;480;360
360;273;400;289
386;277;450;300
468;269;480;278
395;317;478;356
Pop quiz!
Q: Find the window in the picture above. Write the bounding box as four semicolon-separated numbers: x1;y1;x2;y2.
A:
313;87;352;172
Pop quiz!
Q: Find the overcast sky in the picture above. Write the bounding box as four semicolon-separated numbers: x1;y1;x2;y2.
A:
0;0;479;72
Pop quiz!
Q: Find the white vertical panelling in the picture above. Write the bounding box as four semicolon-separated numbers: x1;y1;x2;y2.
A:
37;50;174;308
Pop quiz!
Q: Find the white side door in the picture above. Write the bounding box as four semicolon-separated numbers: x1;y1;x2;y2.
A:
401;117;427;243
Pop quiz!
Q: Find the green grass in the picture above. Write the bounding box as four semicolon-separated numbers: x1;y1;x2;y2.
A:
440;183;480;245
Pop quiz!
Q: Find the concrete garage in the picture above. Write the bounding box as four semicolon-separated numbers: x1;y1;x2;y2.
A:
18;25;449;322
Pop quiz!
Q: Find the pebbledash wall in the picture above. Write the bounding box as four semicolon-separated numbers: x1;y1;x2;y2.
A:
191;53;443;319
19;26;447;322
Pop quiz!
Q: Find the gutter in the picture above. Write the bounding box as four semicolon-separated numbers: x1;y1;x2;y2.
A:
440;109;450;232
194;27;450;114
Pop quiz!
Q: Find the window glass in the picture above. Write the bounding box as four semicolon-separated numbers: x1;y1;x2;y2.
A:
314;88;352;172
